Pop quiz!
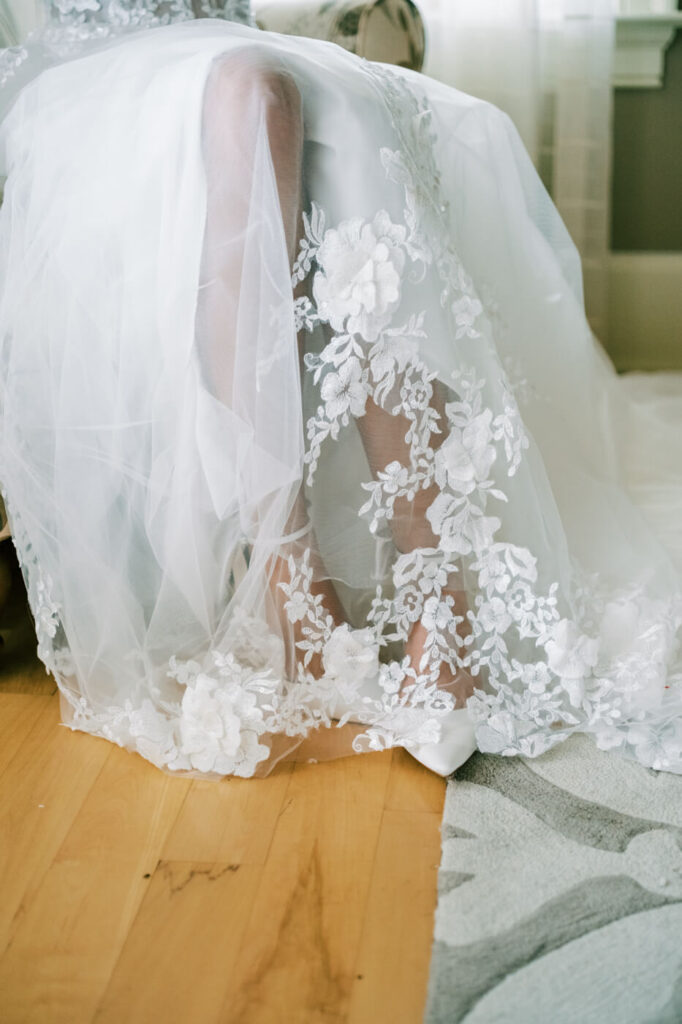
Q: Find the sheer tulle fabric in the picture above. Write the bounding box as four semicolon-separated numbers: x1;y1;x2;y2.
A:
0;20;681;779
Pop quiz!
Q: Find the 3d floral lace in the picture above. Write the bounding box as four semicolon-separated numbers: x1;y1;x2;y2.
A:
0;0;253;84
1;22;681;780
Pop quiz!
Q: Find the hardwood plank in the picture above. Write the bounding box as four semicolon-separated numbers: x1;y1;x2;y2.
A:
384;746;447;815
0;744;190;1024
0;689;445;1024
0;696;110;958
94;860;262;1024
161;763;294;865
0;693;52;776
217;750;393;1024
348;806;444;1024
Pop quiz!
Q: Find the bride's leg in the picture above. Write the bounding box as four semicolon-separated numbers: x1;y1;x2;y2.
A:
200;55;345;675
199;53;304;401
356;391;474;706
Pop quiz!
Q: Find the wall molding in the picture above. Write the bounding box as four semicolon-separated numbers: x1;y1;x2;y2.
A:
607;252;682;371
614;11;682;88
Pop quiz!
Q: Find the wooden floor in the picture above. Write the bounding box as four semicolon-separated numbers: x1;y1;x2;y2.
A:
0;548;446;1024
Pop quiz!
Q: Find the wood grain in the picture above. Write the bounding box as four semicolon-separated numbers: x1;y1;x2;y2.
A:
0;698;111;959
96;860;262;1024
0;578;446;1023
0;747;190;1024
216;751;394;1024
348;806;444;1023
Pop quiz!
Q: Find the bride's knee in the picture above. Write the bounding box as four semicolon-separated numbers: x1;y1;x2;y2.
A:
205;52;302;136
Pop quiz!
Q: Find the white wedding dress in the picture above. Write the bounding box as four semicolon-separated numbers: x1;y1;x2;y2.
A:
0;0;681;780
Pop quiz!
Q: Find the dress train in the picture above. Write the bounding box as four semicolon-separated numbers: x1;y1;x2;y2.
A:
0;19;681;779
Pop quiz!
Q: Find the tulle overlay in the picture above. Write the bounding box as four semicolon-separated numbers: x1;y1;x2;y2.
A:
1;19;682;779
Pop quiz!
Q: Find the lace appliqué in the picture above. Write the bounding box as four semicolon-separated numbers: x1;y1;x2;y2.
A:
0;0;254;84
0;46;29;88
287;62;682;774
67;642;276;779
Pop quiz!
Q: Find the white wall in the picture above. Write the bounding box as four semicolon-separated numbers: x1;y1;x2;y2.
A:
608;254;682;371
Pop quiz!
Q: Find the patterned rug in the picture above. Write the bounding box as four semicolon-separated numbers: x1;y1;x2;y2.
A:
425;735;682;1024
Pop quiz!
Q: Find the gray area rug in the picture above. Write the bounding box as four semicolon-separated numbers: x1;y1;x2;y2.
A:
425;735;682;1023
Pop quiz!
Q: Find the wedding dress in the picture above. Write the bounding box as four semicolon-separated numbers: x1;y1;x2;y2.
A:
1;0;681;781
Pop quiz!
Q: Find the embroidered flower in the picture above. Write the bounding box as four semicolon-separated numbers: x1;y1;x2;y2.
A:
378;460;409;494
353;706;443;754
370;331;420;382
393;584;423;623
127;699;178;768
320;356;367;420
546;619;599;679
422;595;453;633
473;710;523;755
473;551;511;594
475;596;513;636
451;295;483;340
379;660;408;695
35;575;60;639
434;410;496;495
514;661;554;695
178;674;240;767
400;374;431;411
426;494;500;558
506;580;545;637
323;624;380;684
168;656;202;686
52;0;101;13
176;666;270;776
281;590;308;624
392;549;452;599
0;47;29;89
544;619;600;707
626;720;682;771
418;558;450;595
592;723;627;753
313;211;406;341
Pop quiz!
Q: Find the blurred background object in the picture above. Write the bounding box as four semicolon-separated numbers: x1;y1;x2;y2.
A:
0;0;42;45
418;0;616;344
255;0;426;70
414;0;682;369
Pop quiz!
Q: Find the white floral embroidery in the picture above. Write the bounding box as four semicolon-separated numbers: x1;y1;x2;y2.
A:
0;0;253;86
52;0;100;13
6;58;682;782
0;47;28;87
63;642;280;778
312;212;407;342
451;295;483;340
546;618;600;683
434;408;496;496
626;720;682;773
320;356;368;420
294;63;682;777
170;654;272;775
322;624;380;697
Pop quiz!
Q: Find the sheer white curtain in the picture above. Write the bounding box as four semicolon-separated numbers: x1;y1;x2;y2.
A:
420;0;615;340
0;0;43;45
